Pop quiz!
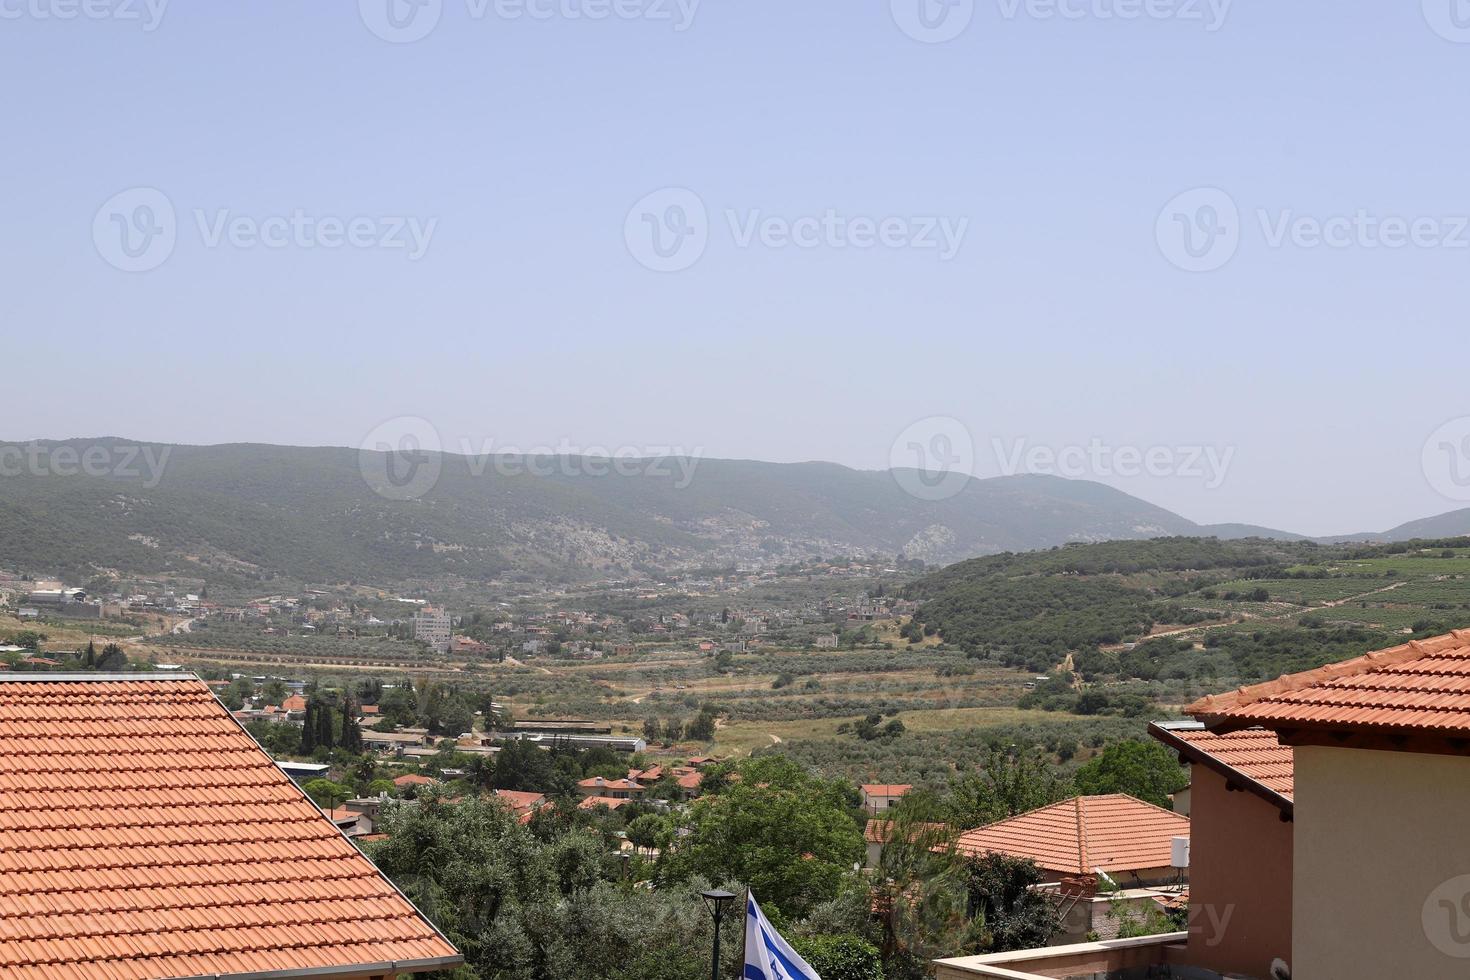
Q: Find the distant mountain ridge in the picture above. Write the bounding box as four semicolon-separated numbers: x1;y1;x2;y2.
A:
0;438;1466;589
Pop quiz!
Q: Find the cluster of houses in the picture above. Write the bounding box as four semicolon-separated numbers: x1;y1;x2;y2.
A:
10;629;1470;978
575;759;714;810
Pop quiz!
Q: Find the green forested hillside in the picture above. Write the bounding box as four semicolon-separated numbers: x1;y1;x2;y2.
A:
906;536;1470;687
0;440;1202;588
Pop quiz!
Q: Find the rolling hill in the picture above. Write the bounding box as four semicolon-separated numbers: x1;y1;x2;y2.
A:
1;438;1467;589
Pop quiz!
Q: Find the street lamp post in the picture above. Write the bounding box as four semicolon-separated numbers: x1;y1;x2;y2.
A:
701;889;737;980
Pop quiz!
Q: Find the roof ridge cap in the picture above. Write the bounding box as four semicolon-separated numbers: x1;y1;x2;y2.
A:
1187;633;1447;717
1074;797;1087;874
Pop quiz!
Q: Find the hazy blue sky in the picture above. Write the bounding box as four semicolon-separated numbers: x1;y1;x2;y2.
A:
3;0;1469;535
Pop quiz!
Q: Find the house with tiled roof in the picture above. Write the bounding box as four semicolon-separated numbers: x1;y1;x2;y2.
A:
951;794;1189;884
576;776;644;799
950;795;1189;944
938;629;1470;980
281;693;308;712
1150;721;1293;979
578;795;631;811
860;783;912;814
1184;628;1470;980
0;673;460;979
493;789;547;823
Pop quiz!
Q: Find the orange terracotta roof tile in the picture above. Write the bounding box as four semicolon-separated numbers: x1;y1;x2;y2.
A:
492;790;546;812
951;795;1189;875
860;784;912;797
578;796;630;810
576;777;642;792
0;676;460;980
1150;721;1293;811
1187;628;1470;735
392;774;436;787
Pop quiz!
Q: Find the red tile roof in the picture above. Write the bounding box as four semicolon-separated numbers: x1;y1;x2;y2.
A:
1150;721;1293;811
951;795;1189;875
578;796;630;810
0;675;460;979
1188;629;1470;735
281;694;307;711
493;790;546;812
577;777;642;792
865;819;948;844
394;773;437;787
861;784;912;797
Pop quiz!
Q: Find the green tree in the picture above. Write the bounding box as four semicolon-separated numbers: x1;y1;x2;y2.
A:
97;643;127;670
870;793;972;978
340;697;363;753
964;853;1060;953
1072;740;1186;809
665;758;864;917
302;778;351;811
368;797;743;979
788;935;884;980
946;748;1072;828
686;708;718;742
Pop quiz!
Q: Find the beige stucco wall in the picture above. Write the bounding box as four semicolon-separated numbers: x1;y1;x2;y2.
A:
1184;763;1292;979
1294;745;1470;980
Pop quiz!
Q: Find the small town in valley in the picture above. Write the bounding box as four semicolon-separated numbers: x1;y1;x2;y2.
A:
4;3;1465;978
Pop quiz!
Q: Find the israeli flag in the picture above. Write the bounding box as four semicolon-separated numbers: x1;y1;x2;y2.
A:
743;892;823;980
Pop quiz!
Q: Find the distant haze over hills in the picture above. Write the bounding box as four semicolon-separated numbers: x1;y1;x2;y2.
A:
1;438;1467;588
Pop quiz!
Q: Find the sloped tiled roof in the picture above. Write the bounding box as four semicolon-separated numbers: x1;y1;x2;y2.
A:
493;790;546;811
861;783;912;797
1150;721;1293;811
951;795;1189;875
577;777;642;791
1188;629;1470;735
0;675;460;980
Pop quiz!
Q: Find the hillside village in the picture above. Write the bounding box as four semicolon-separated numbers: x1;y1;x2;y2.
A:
3;536;1470;977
